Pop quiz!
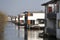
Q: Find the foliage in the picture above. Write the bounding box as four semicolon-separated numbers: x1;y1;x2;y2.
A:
0;11;8;40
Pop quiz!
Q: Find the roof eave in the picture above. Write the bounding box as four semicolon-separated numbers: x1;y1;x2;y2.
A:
41;1;57;6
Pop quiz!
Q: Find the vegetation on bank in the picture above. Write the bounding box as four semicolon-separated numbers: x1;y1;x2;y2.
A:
0;11;8;40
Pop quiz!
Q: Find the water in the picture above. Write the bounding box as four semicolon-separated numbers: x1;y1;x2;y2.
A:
4;22;56;40
28;30;44;40
4;22;24;40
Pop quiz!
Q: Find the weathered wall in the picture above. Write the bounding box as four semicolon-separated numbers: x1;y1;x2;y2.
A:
56;1;60;39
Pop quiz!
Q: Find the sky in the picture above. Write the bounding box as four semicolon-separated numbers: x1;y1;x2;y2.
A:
0;0;50;16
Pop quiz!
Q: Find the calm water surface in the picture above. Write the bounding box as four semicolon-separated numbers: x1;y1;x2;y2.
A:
4;22;56;40
4;22;24;40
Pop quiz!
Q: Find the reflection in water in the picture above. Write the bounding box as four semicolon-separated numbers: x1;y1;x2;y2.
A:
17;26;20;38
28;30;43;40
4;22;57;40
4;22;24;40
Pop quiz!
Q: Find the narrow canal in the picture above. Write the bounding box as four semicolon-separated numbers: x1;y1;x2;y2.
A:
4;22;56;40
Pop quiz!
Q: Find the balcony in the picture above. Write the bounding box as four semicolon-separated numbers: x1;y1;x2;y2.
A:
47;12;56;19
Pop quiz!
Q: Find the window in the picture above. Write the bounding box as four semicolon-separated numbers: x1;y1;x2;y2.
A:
30;13;33;16
48;7;52;13
37;19;45;24
20;20;24;24
31;20;35;25
47;4;59;13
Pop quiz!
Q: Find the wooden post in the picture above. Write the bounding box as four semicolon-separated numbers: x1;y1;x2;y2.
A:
24;11;28;40
15;16;16;23
18;15;20;37
18;15;20;26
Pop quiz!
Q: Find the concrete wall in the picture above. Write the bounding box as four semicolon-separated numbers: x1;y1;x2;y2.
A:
56;1;60;39
56;13;60;39
47;19;55;29
45;4;56;33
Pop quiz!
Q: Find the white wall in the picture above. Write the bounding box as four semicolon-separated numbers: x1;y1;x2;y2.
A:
33;13;45;19
28;13;45;20
8;17;11;21
15;13;45;21
20;16;25;20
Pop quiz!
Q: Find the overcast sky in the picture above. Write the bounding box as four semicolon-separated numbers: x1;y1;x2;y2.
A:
0;0;50;16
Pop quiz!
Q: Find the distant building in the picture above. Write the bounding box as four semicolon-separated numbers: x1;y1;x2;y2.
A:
23;11;45;40
8;16;11;22
18;11;45;28
11;11;45;40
